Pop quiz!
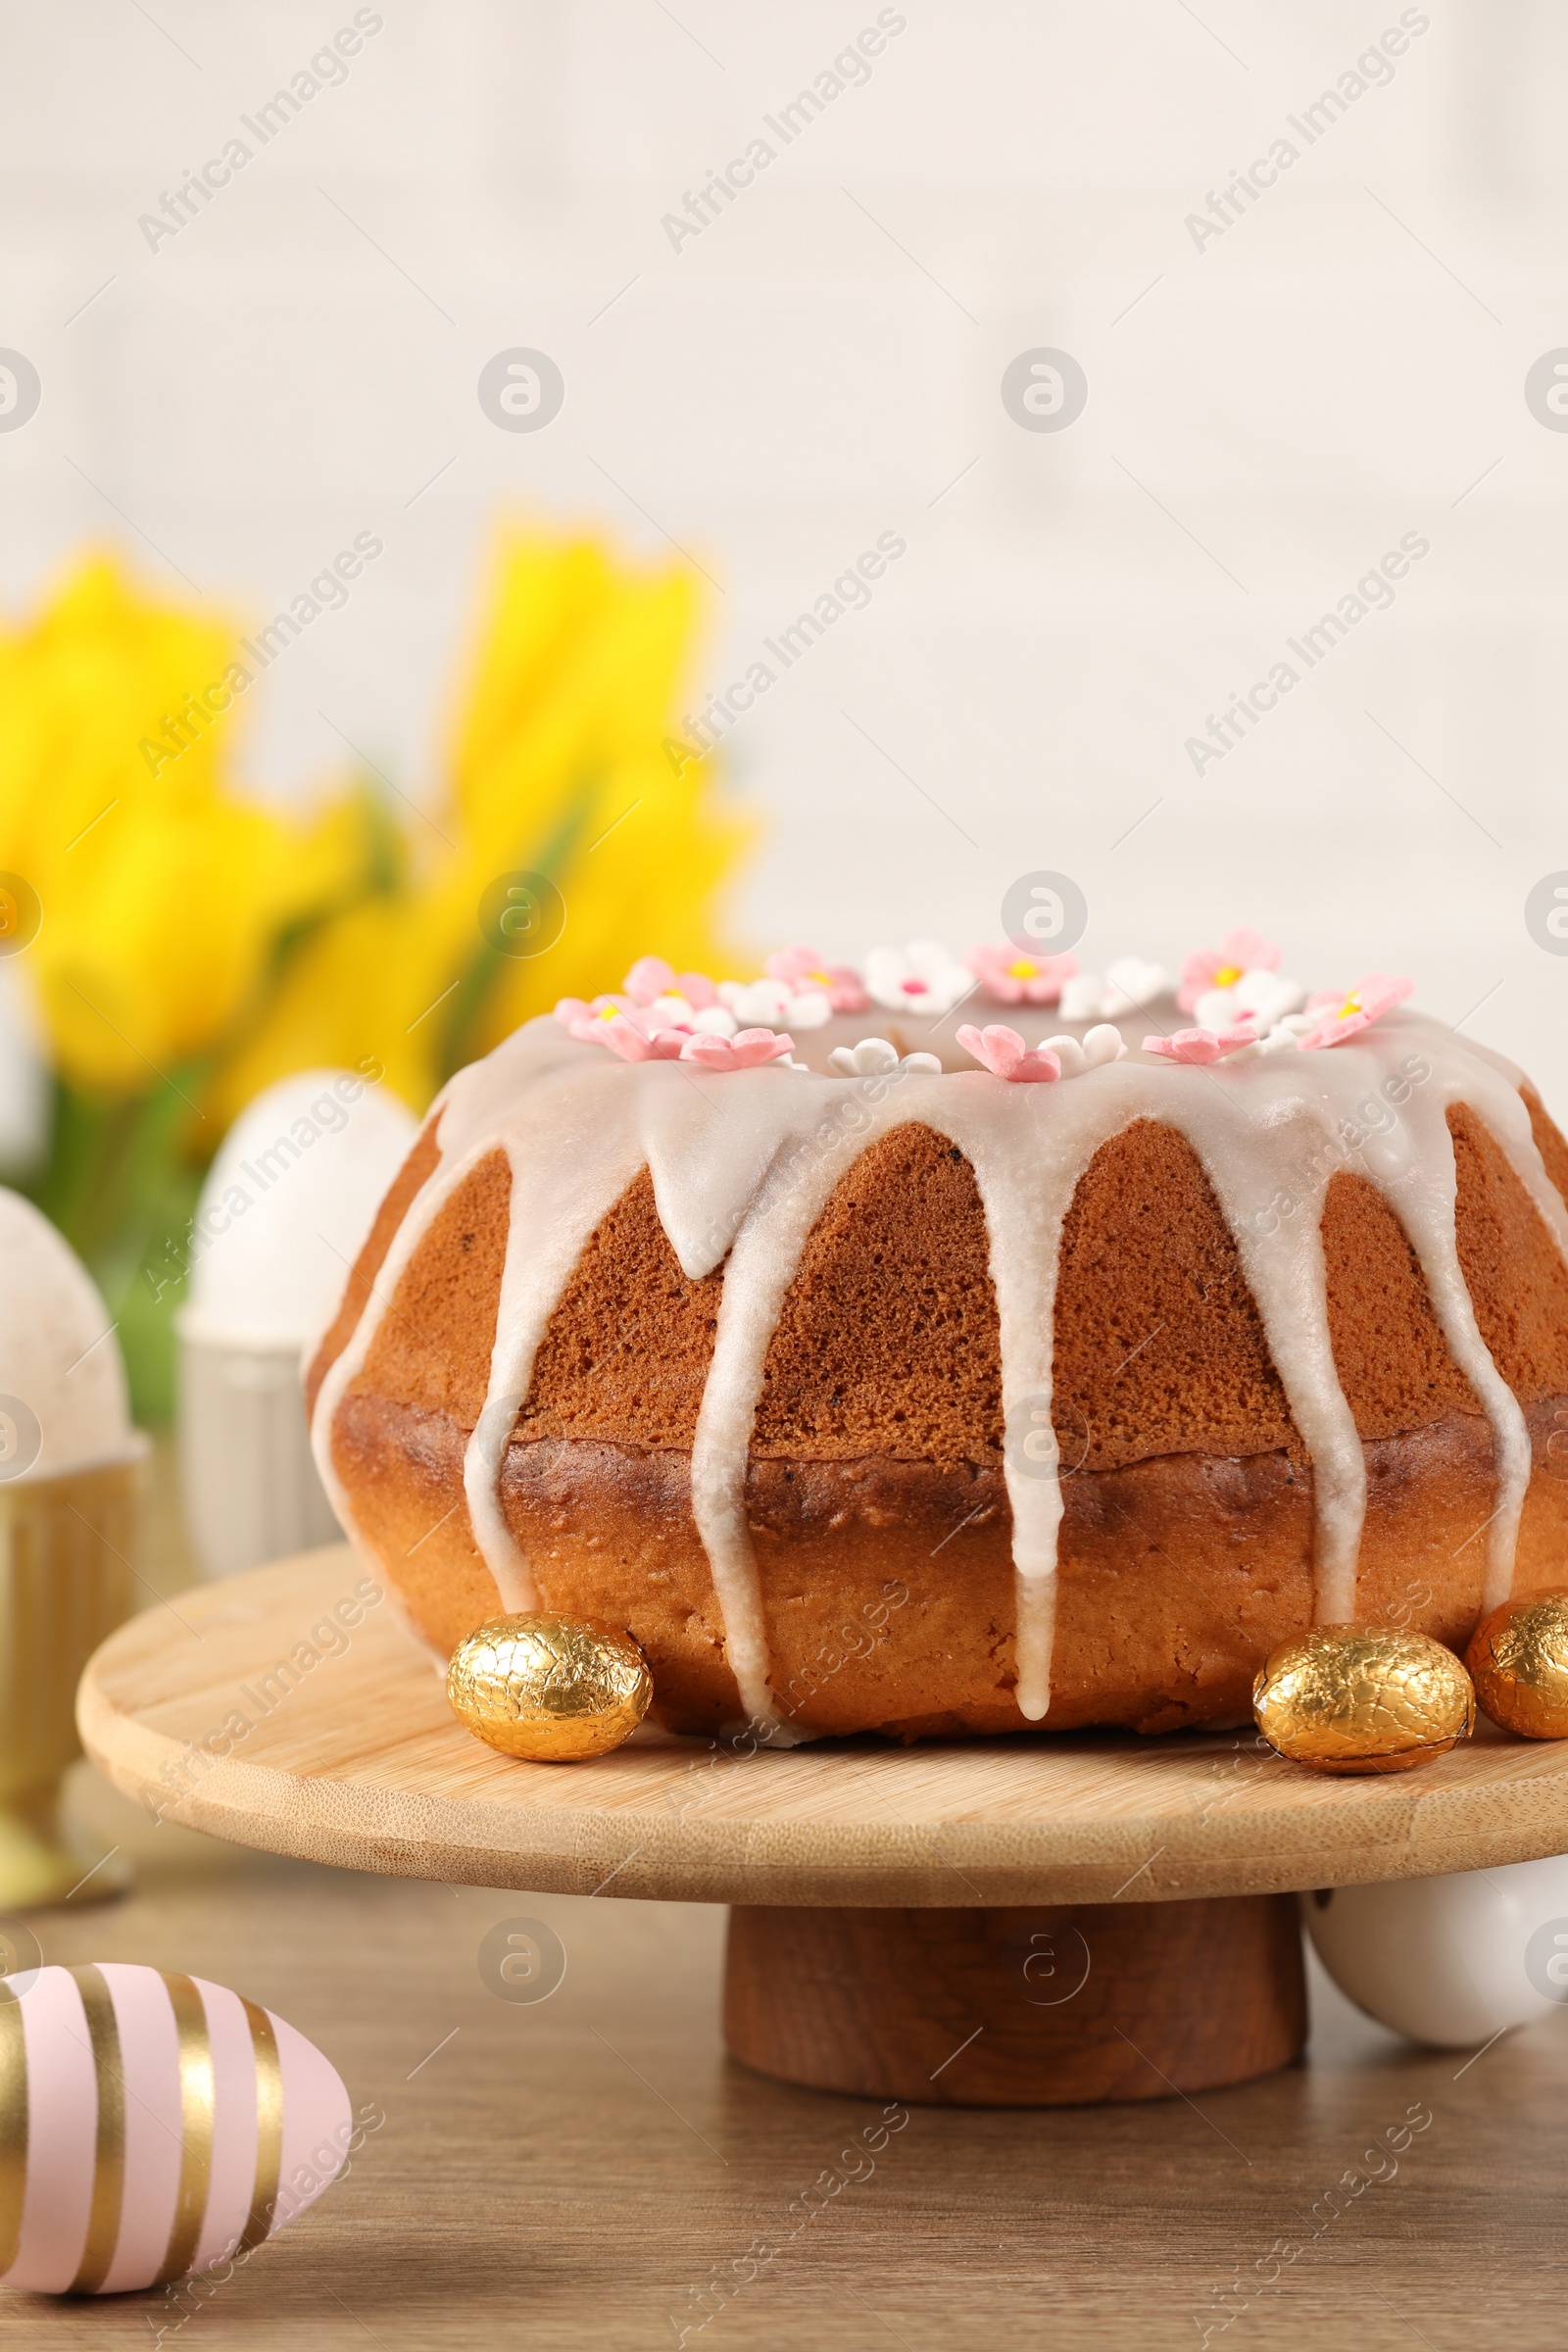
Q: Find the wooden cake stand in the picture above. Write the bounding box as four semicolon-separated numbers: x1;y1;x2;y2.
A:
77;1546;1568;2108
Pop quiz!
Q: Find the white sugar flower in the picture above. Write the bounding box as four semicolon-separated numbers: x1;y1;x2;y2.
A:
644;992;737;1038
1195;970;1304;1035
1042;1024;1128;1078
828;1038;941;1077
1057;972;1103;1022
862;941;972;1015
1098;957;1168;1016
719;978;833;1030
1231;1020;1306;1059
831;1037;898;1075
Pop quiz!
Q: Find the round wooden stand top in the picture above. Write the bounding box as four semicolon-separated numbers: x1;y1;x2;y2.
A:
77;1546;1568;1909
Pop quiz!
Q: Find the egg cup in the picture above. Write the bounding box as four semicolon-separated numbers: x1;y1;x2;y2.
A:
175;1323;339;1580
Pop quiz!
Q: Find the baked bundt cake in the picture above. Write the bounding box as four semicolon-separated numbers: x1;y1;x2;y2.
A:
307;931;1568;1742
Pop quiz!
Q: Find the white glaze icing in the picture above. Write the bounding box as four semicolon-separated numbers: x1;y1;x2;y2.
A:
309;1003;1568;1731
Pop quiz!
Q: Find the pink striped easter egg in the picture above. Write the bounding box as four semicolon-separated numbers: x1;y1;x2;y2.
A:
0;1964;351;2295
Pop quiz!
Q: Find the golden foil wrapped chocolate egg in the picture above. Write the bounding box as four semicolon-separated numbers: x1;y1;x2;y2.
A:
447;1613;652;1761
1252;1625;1475;1774
1465;1592;1568;1739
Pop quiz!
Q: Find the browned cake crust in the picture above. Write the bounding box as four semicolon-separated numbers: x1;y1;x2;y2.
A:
314;1098;1568;1739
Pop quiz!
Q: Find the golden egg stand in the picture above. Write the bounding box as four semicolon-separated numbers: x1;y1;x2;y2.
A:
76;1545;1568;2107
0;1461;141;1910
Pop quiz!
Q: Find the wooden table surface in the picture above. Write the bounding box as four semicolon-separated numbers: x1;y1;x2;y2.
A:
12;1452;1567;2348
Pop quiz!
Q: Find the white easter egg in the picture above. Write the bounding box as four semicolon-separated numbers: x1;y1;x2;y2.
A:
1303;1854;1568;2047
179;1067;417;1352
0;1188;140;1481
0;1964;351;2295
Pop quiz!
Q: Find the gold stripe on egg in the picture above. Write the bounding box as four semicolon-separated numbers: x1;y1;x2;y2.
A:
0;1984;25;2279
236;1998;283;2254
154;1974;215;2286
68;1965;126;2295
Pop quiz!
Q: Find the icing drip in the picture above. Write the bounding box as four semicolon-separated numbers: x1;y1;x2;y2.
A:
915;1081;1142;1722
686;1125;858;1736
463;1082;646;1614
311;1033;634;1620
1142;1089;1368;1624
310;1139;484;1546
1359;1037;1548;1611
680;1067;1132;1730
313;1003;1568;1737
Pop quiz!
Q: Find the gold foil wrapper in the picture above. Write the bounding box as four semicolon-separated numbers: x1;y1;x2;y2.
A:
1252;1625;1475;1775
447;1614;653;1762
1465;1592;1568;1739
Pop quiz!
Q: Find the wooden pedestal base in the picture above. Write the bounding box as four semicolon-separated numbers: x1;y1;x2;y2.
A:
724;1895;1307;2107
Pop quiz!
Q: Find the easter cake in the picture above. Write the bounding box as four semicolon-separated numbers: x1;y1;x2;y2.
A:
307;930;1568;1742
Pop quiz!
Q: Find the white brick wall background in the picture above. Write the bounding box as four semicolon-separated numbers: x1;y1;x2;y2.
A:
4;0;1568;1103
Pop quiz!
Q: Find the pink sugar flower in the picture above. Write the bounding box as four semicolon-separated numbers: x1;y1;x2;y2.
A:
1297;972;1413;1050
623;956;719;1009
1176;927;1281;1014
1144;1021;1258;1065
679;1027;796;1071
556;992;635;1042
964;943;1080;1006
623;956;674;1004
956;1023;1062;1083
764;945;869;1012
599;1016;687;1063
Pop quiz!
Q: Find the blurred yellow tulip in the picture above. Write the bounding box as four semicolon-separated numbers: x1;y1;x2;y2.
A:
213;524;749;1116
0;556;371;1095
0;526;748;1416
